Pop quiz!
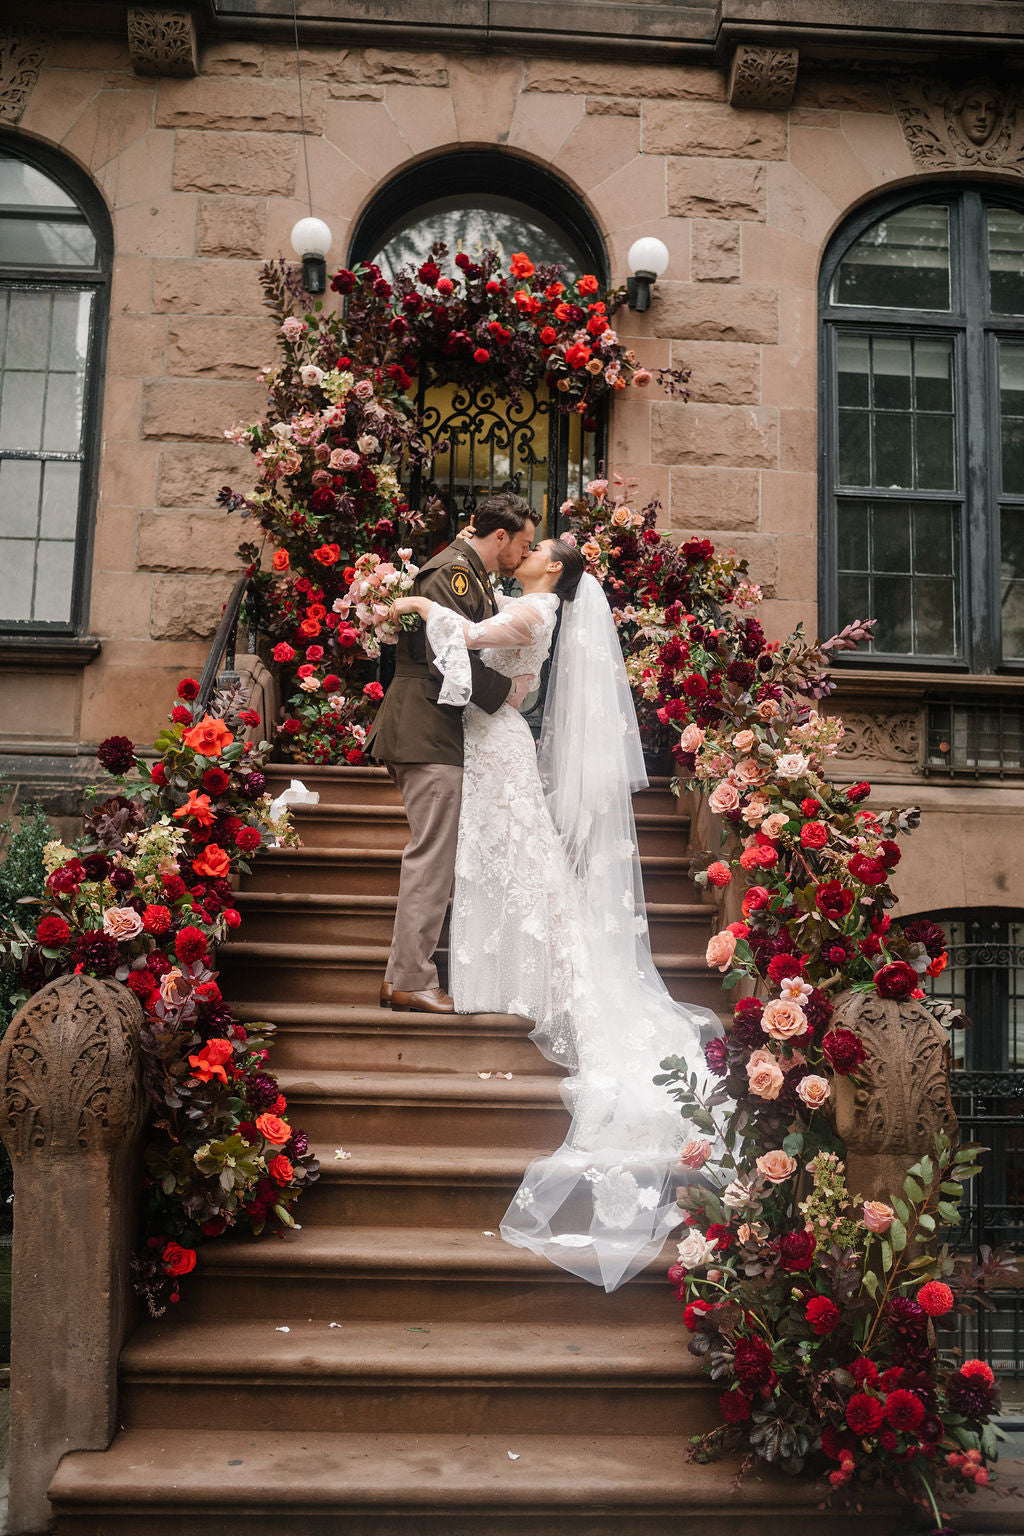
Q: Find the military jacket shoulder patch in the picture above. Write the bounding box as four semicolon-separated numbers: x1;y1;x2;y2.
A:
450;568;470;597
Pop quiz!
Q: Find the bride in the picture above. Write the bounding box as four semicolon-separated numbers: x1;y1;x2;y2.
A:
391;537;719;1291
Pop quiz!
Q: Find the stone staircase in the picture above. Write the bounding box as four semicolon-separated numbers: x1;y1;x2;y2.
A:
49;764;902;1534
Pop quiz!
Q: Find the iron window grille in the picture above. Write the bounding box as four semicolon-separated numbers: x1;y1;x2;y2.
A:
925;697;1024;775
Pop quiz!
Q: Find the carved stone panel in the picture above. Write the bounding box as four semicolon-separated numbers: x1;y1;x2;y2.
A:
890;74;1024;177
127;7;199;77
0;974;143;1161
727;45;799;111
0;30;49;124
833;708;921;767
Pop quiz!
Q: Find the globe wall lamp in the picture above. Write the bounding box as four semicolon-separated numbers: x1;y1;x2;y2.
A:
290;216;333;294
626;237;670;311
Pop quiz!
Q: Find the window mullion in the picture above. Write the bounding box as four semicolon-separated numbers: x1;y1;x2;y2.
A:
962;192;998;673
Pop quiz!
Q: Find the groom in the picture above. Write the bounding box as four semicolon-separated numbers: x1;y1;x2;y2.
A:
367;492;537;1013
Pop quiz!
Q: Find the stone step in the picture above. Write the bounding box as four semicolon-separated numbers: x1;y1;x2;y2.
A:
181;1224;682;1327
219;940;721;1009
230;1002;563;1076
274;1066;568;1145
231;891;713;952
285;803;690;858
50;1429;903;1536
240;846;697;902
118;1318;714;1438
311;1142;547;1226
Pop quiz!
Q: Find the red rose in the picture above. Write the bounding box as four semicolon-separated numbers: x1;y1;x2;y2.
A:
346;748;364;765
282;718;303;736
151;761;167;785
143;904;172;936
800;821;828;849
235;826;262;853
162;1241;197;1277
539;326;557;345
193;846;231;880
846;781;871;803
805;1295;840;1335
362;681;384;701
822;1027;866;1075
815;880;855;922
202;768;230;796
174;925;209;963
846;1393;885;1435
47;858;85;895
848;852;886;886
177;678;200;701
565;342;591;370
417;260;440;286
720;1389;752;1424
36;914;71;946
473;347;489;364
312;544;341;567
743;886;770;912
273;642;296;663
223;907;241;928
874;961;918;1000
269;1154;294;1185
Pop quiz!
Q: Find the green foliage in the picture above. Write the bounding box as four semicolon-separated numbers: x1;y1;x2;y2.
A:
0;804;54;1035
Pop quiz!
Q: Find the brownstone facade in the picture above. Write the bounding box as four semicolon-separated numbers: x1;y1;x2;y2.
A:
3;2;1024;924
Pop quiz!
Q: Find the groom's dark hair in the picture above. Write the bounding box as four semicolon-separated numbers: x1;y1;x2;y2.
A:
470;492;535;540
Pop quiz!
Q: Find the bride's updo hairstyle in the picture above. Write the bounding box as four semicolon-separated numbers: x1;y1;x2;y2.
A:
548;538;586;602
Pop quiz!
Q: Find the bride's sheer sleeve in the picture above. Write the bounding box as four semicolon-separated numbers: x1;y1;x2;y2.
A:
424;597;550;708
463;597;550;650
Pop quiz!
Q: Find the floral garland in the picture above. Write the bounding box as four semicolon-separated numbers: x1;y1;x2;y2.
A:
0;682;318;1315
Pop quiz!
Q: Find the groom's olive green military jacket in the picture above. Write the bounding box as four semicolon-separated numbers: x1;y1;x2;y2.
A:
366;539;512;767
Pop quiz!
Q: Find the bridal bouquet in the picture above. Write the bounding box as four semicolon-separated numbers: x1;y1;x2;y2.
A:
332;549;419;658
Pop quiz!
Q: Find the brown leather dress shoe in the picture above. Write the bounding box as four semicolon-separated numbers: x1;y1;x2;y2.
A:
379;980;394;1008
390;986;456;1014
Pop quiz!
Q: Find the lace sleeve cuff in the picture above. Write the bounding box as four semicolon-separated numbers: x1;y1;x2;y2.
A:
425;604;473;707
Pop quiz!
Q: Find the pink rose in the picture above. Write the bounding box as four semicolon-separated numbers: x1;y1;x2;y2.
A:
633;368;652;386
352;379;374;400
586;478;608;500
733;757;766;786
746;1048;784;1100
795;1074;831;1110
732;729;756;752
862;1201;894;1235
679;724;705;753
741;793;770;827
775;752;810;779
679;1139;712;1170
708;781;740;816
280;316;304;339
705;930;737;972
756;1150;798;1184
102;906;144;941
760;812;788;839
755;698;781;722
330;448;361;471
761;998;809;1040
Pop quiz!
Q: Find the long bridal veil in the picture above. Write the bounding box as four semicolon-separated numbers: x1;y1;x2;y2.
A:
500;573;721;1290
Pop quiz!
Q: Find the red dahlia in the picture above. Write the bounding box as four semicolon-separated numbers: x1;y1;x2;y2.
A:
174;925;209;963
822;1028;867;1075
733;1336;774;1388
845;1392;885;1435
805;1295;840;1335
884;1389;925;1432
234;826;262;853
916;1280;954;1317
36;915;70;946
142;904;172;936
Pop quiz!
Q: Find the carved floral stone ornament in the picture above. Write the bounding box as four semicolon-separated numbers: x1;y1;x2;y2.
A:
890;73;1024;176
126;7;199;77
0;30;50;125
833;708;921;766
727;44;799;111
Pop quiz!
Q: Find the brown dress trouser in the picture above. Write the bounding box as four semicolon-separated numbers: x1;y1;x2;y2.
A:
385;761;463;992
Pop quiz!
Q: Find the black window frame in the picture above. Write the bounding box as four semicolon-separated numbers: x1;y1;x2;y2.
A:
0;132;112;638
819;184;1024;676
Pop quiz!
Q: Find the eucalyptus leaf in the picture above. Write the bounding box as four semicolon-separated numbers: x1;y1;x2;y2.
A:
903;1176;924;1203
880;1239;893;1271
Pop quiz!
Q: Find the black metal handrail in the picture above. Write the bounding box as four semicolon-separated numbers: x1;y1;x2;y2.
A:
195;574;251;715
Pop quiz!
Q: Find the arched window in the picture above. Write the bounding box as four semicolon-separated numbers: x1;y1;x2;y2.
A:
820;188;1024;673
350;152;608;540
0;137;111;633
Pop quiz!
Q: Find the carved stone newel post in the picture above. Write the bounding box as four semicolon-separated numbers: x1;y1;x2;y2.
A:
0;975;144;1534
831;990;957;1209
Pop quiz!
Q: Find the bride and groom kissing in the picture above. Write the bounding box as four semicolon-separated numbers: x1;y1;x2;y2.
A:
366;492;719;1290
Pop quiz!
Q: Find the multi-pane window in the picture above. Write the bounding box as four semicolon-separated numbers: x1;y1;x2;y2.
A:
821;189;1024;672
0;143;109;631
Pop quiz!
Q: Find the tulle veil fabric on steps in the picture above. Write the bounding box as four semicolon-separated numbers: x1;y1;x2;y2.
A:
425;576;721;1292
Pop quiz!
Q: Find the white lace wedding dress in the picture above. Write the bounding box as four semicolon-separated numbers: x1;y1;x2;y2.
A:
426;582;718;1291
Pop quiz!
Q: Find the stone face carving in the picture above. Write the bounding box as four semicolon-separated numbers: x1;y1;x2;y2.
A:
0;973;143;1160
127;7;199;77
727;45;799;111
833;708;921;766
831;989;957;1206
0;30;49;124
890;74;1024;176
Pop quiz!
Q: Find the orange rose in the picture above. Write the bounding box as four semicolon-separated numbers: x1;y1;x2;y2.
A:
192;845;231;880
272;549;290;571
509;251;535;279
312;544;340;566
581;540;601;563
183;715;234;758
269;1154;294;1184
705;930;737;972
172;789;215;827
756;1150;798;1184
299;617;321;638
577;273;599;295
255;1112;291;1146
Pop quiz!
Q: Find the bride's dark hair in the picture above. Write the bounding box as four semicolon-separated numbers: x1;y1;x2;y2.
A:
548;538;586;602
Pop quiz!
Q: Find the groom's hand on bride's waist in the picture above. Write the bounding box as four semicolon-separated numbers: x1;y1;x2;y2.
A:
505;674;534;709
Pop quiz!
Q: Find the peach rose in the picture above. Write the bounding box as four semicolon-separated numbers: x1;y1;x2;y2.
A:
679;723;705;752
611;505;632;527
581;540;601;563
733;757;766;786
732;729;756;752
746;1048;784;1100
756;1150;798;1184
741;793;770;827
705;930;737;972
796;1074;831;1110
708;781;740;815
761;998;809;1040
183;715;234;759
102;906;144;941
761;812;788;839
862;1200;895;1235
679;1139;712;1170
159;968;192;1007
755;698;781;722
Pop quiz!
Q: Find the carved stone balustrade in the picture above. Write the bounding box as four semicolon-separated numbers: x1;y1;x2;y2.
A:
0;975;145;1535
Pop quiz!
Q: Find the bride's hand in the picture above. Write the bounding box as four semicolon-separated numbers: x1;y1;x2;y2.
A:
391;594;430;620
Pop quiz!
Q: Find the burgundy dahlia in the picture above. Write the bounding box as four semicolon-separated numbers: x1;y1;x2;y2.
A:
288;1130;309;1158
82;853;112;882
705;1036;729;1077
246;1073;281;1110
733;1336;774;1389
821;1028;866;1075
241;771;267;799
72;929;121;976
947;1369;997;1420
97;735;136;776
